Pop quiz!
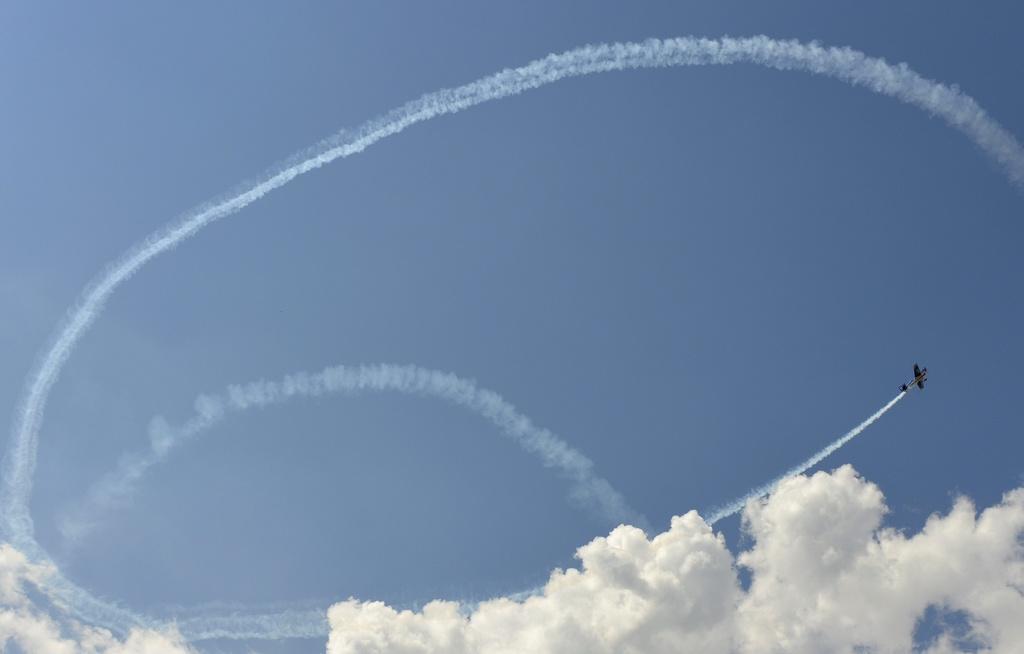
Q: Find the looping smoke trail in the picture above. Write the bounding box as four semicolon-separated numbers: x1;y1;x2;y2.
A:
60;363;646;548
704;393;906;525
2;35;1020;642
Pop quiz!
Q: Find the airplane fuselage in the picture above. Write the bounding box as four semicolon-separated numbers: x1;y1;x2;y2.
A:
900;365;927;393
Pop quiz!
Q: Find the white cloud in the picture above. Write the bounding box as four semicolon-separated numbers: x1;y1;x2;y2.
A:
327;466;1024;654
0;545;195;654
4;466;1021;652
738;466;1024;652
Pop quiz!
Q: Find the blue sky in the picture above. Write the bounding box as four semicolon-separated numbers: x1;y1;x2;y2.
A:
1;2;1023;652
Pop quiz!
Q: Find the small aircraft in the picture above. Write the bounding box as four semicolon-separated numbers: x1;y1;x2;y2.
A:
900;363;928;393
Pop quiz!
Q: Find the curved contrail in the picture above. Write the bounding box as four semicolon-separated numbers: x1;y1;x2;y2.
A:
2;36;1021;642
59;363;646;548
705;393;906;524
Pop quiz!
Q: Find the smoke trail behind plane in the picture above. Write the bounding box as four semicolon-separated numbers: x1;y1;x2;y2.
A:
4;35;1021;641
704;393;906;524
7;35;1024;543
59;364;646;549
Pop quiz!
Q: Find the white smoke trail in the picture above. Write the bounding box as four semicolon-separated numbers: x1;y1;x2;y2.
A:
6;35;1024;539
2;35;1019;642
705;392;906;525
59;363;646;548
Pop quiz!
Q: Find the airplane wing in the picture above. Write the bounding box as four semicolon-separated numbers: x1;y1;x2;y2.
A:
913;363;922;377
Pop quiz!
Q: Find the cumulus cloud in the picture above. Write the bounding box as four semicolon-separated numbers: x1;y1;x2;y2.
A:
326;466;1024;654
0;545;195;654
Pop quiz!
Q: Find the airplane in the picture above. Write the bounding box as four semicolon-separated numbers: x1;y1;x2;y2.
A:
899;363;928;393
